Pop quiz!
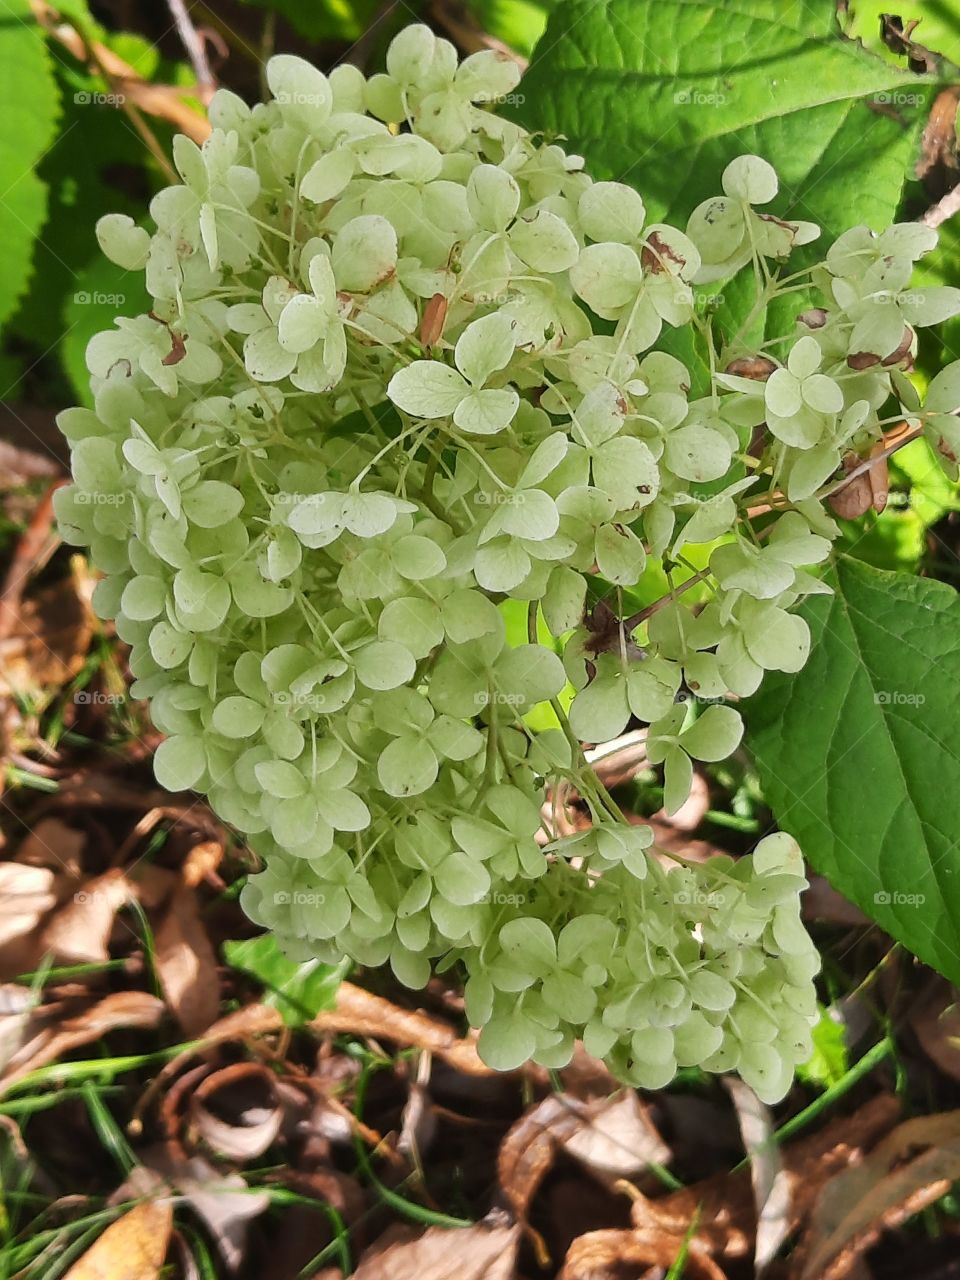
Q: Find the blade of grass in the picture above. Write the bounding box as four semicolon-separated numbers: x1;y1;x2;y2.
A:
353;1063;472;1229
81;1082;136;1174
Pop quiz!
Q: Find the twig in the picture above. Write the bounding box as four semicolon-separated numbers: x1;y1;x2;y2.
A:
622;568;711;633
919;182;960;229
820;426;924;498
429;0;528;66
165;0;217;101
30;1;210;147
0;480;67;642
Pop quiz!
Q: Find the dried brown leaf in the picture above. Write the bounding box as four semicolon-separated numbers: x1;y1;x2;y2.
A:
559;1227;728;1280
39;868;131;964
31;2;211;143
310;982;491;1076
792;1110;960;1280
62;1198;173;1280
154;886;220;1036
15;818;86;875
499;1090;669;1226
139;1149;269;1272
0;990;165;1092
0;863;56;952
352;1223;520;1280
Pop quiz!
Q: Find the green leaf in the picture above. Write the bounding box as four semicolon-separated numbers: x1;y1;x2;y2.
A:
0;1;60;332
517;0;934;229
469;0;553;58
745;559;960;983
223;933;347;1026
798;1005;849;1089
517;0;937;378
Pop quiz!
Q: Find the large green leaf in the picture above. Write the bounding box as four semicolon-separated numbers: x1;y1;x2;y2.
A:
516;0;934;232
0;0;60;331
745;559;960;983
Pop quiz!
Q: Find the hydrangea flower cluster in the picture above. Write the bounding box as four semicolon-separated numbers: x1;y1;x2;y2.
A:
56;25;960;1103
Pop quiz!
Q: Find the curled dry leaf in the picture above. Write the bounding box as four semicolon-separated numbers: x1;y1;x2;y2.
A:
190;1061;282;1161
0;990;164;1092
0;481;67;642
62;1198;173;1280
310;982;492;1076
153;885;220;1037
559;1226;728;1280
792;1110;960;1280
351;1222;520;1280
499;1089;669;1228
